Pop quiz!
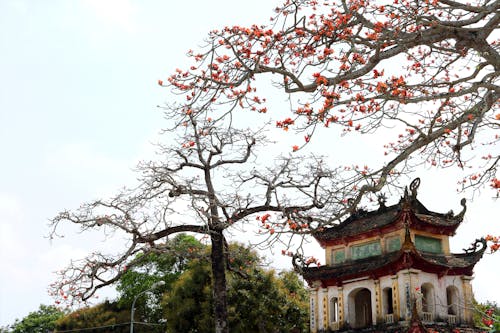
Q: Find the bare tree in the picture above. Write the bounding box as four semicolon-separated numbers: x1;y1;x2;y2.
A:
49;115;336;333
161;0;499;205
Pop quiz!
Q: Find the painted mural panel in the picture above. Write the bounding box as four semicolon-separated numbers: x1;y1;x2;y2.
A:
351;241;382;260
333;249;346;264
386;237;401;252
415;235;442;253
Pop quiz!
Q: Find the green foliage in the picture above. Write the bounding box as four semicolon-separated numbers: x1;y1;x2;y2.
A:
55;301;132;333
162;258;214;332
228;268;309;332
116;234;203;323
53;239;308;332
163;243;309;333
9;304;64;333
54;300;165;333
474;301;500;332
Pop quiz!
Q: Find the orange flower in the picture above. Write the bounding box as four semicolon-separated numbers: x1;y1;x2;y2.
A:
292;145;299;152
260;213;271;223
316;75;328;85
376;82;388;93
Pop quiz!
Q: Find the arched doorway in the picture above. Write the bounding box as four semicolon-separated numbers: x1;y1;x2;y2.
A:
348;288;373;328
420;283;435;322
446;286;459;316
382;287;394;323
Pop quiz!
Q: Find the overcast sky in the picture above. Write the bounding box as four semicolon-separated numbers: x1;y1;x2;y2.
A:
0;0;498;327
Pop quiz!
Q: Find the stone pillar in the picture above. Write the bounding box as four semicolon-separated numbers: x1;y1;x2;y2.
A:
403;270;419;320
391;275;400;322
338;286;345;329
374;279;382;324
310;289;318;333
461;276;474;324
322;289;329;329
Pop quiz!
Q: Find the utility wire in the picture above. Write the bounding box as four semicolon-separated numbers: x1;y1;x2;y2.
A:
54;321;165;332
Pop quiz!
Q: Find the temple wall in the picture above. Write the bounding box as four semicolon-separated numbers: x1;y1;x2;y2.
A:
308;272;474;331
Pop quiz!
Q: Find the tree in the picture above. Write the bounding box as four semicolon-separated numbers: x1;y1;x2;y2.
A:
160;0;499;209
8;304;64;333
163;242;308;333
50;0;500;331
54;300;147;333
116;234;203;324
50;115;333;333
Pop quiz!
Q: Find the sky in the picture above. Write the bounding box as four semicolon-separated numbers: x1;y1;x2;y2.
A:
0;0;498;327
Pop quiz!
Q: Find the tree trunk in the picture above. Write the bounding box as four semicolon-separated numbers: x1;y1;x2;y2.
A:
211;230;229;333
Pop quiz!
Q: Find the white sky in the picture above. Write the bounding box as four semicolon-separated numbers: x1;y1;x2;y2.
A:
0;0;498;326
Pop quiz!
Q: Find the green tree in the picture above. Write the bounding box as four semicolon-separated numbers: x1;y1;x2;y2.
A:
116;234;203;324
163;243;308;333
55;301;132;333
9;304;64;333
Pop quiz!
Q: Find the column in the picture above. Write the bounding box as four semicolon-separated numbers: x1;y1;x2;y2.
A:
338;286;344;329
461;276;474;324
374;279;382;324
310;289;318;333
322;289;329;330
391;275;400;322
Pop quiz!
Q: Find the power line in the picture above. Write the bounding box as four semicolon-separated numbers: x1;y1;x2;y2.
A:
55;321;164;332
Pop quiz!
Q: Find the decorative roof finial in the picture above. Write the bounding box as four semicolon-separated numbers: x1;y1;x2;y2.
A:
410;177;421;199
402;222;414;252
377;193;387;210
463;237;487;254
454;198;467;221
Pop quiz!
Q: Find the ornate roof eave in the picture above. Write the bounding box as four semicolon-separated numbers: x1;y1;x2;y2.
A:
300;235;487;286
312;178;466;245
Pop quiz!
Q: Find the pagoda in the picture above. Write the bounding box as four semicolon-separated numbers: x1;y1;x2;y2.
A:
298;178;487;333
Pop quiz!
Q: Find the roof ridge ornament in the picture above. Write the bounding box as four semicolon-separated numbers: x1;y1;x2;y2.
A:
454;198;467;221
463;237;487;254
377;193;387;211
410;177;421;200
402;222;415;252
402;178;421;208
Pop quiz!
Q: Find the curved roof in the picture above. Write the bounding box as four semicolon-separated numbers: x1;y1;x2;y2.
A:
313;179;466;246
301;237;486;286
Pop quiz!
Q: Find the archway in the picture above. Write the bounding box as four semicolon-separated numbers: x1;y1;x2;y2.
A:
348;288;372;328
420;283;435;321
382;287;394;323
446;286;459;316
330;297;339;323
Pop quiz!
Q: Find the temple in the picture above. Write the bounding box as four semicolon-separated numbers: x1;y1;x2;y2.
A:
299;178;487;333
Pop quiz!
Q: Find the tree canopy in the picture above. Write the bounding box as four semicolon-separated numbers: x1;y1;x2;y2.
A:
49;105;331;333
8;305;64;333
49;240;308;333
161;0;499;201
115;234;203;324
163;243;308;333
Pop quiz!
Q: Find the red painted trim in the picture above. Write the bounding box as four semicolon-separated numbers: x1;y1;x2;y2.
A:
307;251;475;287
